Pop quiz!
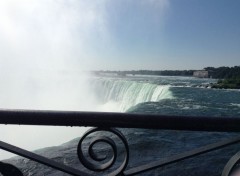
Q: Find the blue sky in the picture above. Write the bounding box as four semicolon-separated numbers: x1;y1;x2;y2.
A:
0;0;239;71
161;0;240;69
99;0;240;70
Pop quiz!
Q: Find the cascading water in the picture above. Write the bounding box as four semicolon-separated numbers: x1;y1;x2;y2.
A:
91;78;174;112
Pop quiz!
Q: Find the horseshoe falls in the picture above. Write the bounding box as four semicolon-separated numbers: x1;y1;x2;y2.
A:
91;78;173;112
88;75;240;117
2;72;239;116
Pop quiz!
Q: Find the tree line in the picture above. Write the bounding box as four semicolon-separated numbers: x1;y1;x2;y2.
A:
204;66;240;79
94;66;240;79
94;70;194;76
206;66;240;89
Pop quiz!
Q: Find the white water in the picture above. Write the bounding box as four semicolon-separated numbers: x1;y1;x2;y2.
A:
92;78;173;112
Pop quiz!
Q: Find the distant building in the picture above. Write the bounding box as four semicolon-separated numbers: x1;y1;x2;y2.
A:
193;70;209;78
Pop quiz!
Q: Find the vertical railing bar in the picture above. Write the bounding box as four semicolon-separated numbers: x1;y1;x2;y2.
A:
0;141;91;176
124;136;240;175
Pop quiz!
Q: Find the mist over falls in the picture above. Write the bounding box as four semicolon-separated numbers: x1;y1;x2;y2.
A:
0;0;172;159
1;74;239;163
0;73;175;160
0;72;174;112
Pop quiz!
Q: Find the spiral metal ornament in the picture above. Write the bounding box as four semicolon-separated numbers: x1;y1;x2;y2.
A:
222;151;240;176
77;128;129;176
0;162;23;176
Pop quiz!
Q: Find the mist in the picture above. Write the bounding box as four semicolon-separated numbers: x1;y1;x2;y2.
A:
0;0;110;159
0;0;170;159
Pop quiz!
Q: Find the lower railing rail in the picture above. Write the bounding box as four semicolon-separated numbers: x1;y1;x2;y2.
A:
1;109;240;176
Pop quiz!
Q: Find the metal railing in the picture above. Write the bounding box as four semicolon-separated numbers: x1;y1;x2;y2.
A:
1;109;240;175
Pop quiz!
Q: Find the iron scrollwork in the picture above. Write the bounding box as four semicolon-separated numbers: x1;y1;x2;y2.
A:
222;151;240;176
77;128;129;176
0;161;23;176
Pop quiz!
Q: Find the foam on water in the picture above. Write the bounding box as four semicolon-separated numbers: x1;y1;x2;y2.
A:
231;103;240;108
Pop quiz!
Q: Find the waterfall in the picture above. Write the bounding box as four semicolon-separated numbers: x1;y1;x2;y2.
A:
91;78;173;112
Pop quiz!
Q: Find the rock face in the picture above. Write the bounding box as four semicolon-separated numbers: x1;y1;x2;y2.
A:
2;129;240;176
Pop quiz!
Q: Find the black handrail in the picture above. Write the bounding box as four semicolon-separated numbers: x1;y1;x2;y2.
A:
1;109;240;175
0;109;240;132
